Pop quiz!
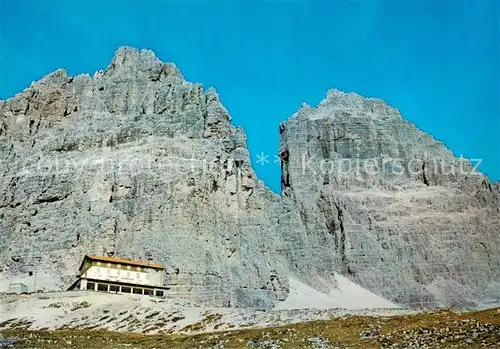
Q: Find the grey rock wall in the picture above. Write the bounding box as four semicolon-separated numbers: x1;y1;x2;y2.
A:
1;48;498;309
0;47;331;307
279;89;500;308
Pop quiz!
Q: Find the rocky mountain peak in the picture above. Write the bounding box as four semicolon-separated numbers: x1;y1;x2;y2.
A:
0;46;238;160
292;89;402;121
1;47;498;310
32;69;72;89
280;87;500;308
0;48;319;308
106;46;184;81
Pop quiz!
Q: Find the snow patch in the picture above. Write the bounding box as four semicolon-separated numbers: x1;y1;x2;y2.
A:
276;274;399;310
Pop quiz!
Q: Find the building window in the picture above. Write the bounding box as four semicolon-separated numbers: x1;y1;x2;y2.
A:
107;269;111;275
117;270;121;276
97;262;101;266
117;264;121;268
109;285;119;292
127;272;130;277
121;286;131;293
87;282;95;291
144;289;153;296
127;266;131;270
97;283;108;292
107;263;111;268
155;290;164;297
133;288;142;295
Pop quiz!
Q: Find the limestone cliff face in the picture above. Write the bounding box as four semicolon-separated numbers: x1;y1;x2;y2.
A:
279;89;500;308
0;47;334;307
2;48;498;309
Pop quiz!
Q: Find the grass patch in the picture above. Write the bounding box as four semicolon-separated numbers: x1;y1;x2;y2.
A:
43;303;62;309
0;319;16;328
145;311;161;319
169;315;185;323
181;312;223;332
70;301;91;311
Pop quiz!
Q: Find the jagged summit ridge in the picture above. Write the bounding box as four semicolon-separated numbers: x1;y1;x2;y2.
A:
36;47;184;84
281;87;486;194
292;89;402;121
107;46;183;78
280;86;500;308
0;47;351;309
1;46;498;310
0;47;297;307
1;46;237;158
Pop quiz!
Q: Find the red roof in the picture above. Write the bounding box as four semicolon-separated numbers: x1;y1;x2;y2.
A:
79;254;165;271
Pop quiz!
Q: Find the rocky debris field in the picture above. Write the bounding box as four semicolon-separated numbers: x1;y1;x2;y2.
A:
1;307;499;348
0;292;410;335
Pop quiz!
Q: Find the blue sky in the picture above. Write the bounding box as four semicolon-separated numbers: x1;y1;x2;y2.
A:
1;0;498;192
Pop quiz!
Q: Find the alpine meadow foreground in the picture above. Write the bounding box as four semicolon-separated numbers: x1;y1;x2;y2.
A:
1;308;499;349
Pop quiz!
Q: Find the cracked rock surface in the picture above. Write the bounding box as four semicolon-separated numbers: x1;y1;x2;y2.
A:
1;47;498;310
279;89;500;308
0;47;335;307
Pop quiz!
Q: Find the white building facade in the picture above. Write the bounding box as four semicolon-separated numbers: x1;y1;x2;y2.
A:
68;255;169;297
